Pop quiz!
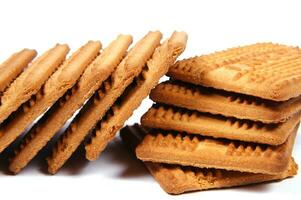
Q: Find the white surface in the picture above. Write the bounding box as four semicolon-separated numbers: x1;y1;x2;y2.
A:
0;0;301;199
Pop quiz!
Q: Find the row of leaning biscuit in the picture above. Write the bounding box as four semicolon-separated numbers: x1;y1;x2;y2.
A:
120;43;301;194
0;31;188;174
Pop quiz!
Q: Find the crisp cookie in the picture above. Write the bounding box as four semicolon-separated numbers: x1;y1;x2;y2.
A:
47;31;162;174
135;124;298;174
150;81;301;123
0;41;101;159
0;48;37;93
85;31;188;161
167;43;301;101
6;41;101;173
8;38;129;173
120;124;298;194
141;104;301;145
0;44;70;123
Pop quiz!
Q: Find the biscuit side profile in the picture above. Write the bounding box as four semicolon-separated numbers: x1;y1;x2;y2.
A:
136;124;298;174
7;41;101;173
8;37;131;174
120;124;298;194
0;44;70;123
141;104;301;145
150;81;301;123
85;31;188;161
47;31;162;174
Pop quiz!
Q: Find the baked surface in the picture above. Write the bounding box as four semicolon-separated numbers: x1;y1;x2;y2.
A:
167;43;301;101
120;124;298;194
150;81;301;123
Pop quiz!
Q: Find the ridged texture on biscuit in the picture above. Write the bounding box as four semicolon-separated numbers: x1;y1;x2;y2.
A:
84;31;188;161
167;43;301;101
136;124;298;174
7;41;101;173
0;44;70;123
47;31;162;174
120;124;298;194
0;49;37;93
150;81;301;123
141;104;301;145
8;37;130;173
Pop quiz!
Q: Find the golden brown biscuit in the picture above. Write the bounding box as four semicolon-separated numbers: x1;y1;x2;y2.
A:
0;48;37;93
0;40;100;157
0;44;70;123
141;104;301;145
120;124;298;194
167;43;301;101
135;124;298;174
8;37;129;173
47;31;163;174
85;31;188;161
150;81;301;123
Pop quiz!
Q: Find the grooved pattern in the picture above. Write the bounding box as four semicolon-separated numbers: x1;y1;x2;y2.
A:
167;43;301;101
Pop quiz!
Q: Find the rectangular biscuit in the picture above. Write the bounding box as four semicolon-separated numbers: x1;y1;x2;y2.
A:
167;43;301;101
0;44;70;123
0;41;101;156
46;31;163;174
0;48;37;93
120;124;298;194
6;41;101;173
150;81;301;123
141;104;301;145
84;31;188;161
135;124;298;174
8;37;130;173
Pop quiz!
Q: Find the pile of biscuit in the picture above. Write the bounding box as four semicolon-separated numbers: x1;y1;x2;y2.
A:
121;43;301;194
0;31;187;174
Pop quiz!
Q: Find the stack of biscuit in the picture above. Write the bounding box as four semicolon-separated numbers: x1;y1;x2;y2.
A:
0;31;188;174
120;43;301;194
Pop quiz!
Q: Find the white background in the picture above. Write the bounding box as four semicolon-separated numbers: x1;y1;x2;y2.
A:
0;0;301;199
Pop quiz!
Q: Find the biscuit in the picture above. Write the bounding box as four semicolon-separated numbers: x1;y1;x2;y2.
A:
135;124;298;174
6;41;101;173
141;104;301;145
47;31;163;174
8;38;129;173
0;42;100;149
85;31;188;161
0;44;70;123
0;48;37;93
150;81;301;123
167;43;301;101
120;124;298;194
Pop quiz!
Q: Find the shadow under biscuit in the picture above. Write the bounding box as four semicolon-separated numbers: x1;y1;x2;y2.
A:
0;125;31;175
0;145;13;175
45;143;89;175
45;132;148;177
104;136;148;178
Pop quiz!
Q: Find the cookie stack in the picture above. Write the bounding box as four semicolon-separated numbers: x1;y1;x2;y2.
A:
0;31;187;174
120;43;301;194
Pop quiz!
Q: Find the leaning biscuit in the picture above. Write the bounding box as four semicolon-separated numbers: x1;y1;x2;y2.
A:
8;37;129;173
167;43;301;101
141;104;301;145
0;44;70;123
85;31;188;161
120;124;298;194
150;81;301;123
47;31;162;174
135;124;298;175
2;41;101;173
0;48;37;93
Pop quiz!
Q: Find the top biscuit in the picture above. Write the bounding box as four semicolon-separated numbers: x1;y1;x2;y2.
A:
167;43;301;101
